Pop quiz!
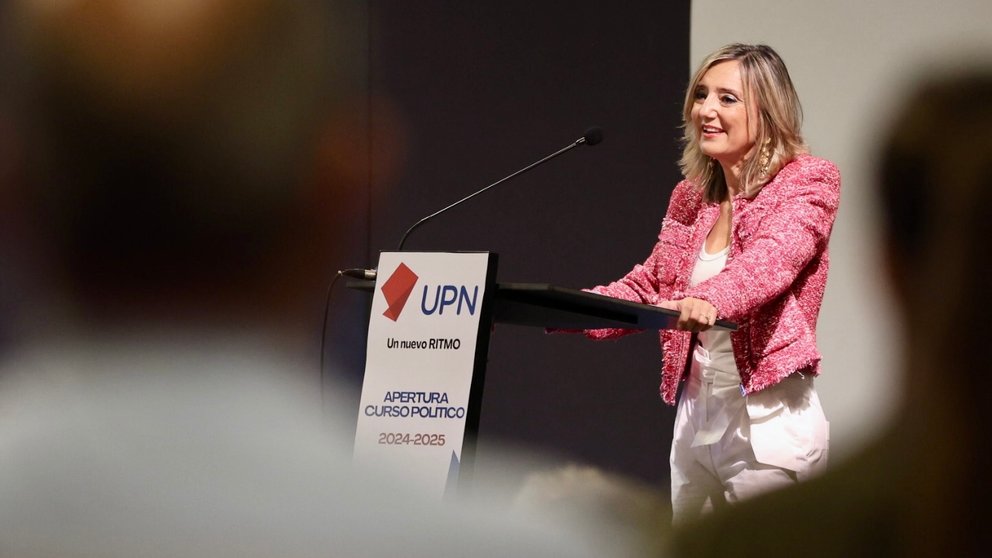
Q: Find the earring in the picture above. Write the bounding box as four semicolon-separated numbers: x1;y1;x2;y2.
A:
758;138;772;176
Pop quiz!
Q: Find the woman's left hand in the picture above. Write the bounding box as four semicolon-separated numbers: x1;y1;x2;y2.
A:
657;297;718;332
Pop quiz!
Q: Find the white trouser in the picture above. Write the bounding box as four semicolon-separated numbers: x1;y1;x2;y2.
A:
670;346;829;524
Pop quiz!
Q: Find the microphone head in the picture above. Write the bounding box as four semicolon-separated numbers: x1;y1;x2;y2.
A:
582;126;603;146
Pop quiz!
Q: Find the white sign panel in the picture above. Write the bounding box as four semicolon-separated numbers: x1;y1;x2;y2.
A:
354;252;492;496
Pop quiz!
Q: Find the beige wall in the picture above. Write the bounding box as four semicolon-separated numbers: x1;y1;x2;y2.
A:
691;0;992;459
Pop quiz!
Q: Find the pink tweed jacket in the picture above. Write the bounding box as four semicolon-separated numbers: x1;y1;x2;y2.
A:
587;155;841;405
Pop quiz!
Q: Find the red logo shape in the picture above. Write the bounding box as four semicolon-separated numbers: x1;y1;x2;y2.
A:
380;263;419;321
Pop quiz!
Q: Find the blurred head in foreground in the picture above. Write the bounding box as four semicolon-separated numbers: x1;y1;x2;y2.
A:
0;3;620;557
3;0;378;336
876;67;992;555
513;464;671;555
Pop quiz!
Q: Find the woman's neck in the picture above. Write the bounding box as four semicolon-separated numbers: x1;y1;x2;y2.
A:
721;161;742;197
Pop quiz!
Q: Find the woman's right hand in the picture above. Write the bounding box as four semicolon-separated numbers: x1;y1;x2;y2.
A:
657;298;717;332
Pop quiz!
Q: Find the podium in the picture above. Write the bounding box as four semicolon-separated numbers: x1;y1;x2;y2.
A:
349;252;735;497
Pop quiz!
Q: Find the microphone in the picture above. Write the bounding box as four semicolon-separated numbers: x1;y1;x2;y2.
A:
396;126;603;251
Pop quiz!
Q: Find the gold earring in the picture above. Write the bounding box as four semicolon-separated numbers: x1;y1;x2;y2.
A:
758;138;772;176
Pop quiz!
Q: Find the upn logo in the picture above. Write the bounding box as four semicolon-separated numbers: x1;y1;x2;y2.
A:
380;263;419;321
420;285;479;316
380;261;481;321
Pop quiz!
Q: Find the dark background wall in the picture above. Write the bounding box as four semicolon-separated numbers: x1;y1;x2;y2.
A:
324;0;690;489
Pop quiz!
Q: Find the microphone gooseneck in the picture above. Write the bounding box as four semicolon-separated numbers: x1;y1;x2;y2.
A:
396;126;603;251
324;127;602;380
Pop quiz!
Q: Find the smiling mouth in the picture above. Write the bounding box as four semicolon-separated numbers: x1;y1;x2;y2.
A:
701;125;722;134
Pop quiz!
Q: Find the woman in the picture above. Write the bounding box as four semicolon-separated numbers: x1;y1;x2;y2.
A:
579;44;840;523
667;66;992;558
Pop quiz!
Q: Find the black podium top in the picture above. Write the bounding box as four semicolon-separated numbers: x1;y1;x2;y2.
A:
346;279;737;331
493;283;737;331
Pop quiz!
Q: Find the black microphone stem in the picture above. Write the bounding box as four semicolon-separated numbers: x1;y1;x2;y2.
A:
396;137;588;251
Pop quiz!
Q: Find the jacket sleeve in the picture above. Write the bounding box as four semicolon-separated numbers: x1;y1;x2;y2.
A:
577;180;698;340
587;239;665;306
682;159;841;322
544;237;663;339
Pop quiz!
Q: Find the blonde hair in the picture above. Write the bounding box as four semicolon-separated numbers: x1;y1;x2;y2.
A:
679;43;807;202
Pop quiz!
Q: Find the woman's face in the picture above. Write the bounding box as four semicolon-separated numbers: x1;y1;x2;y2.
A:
691;60;756;170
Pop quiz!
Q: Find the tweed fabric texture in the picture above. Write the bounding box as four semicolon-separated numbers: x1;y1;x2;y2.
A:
587;155;841;405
